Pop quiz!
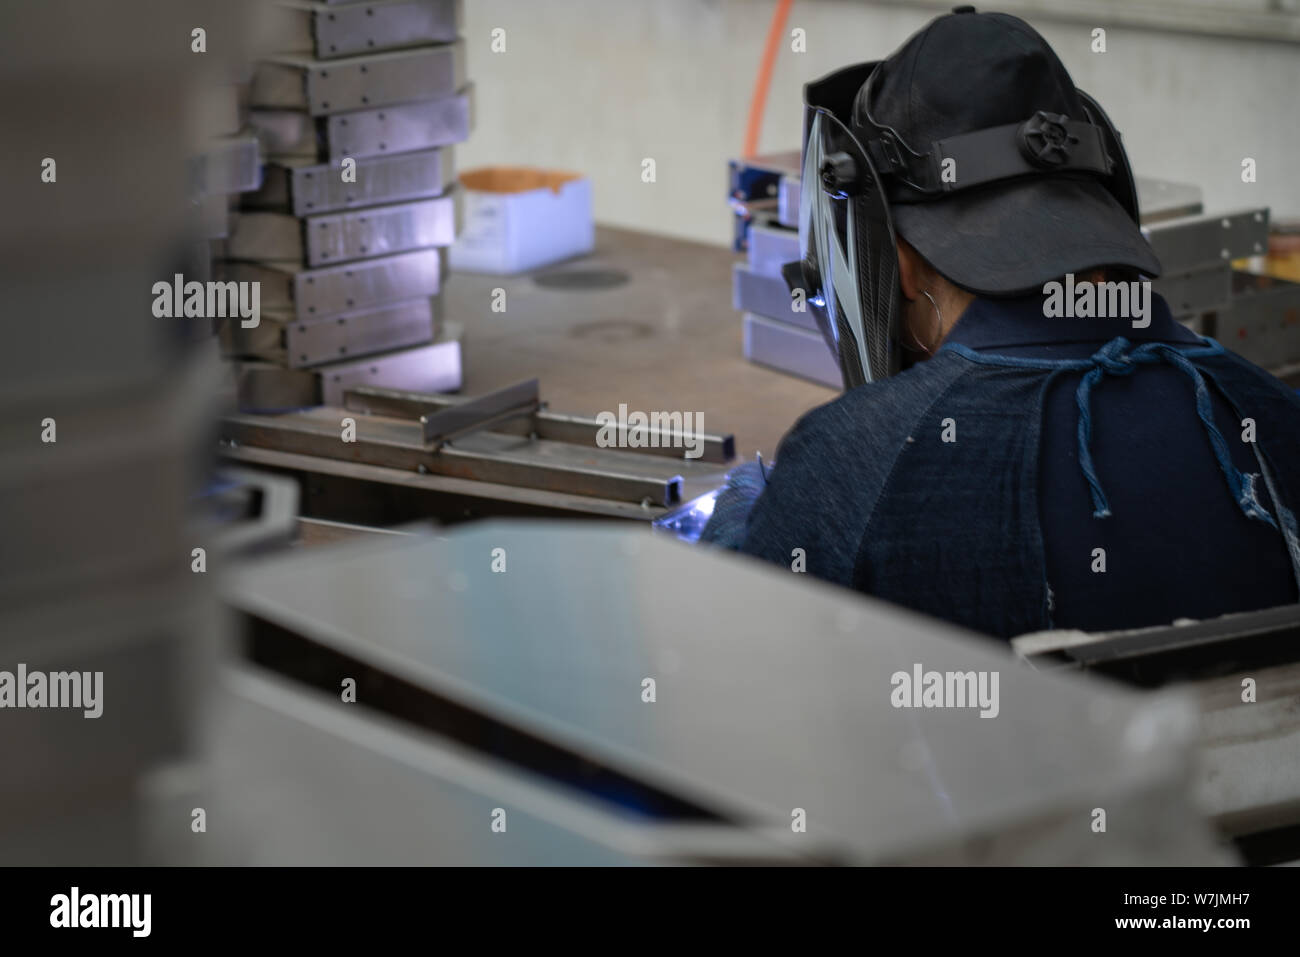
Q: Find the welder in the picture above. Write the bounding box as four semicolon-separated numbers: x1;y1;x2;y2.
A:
700;7;1300;639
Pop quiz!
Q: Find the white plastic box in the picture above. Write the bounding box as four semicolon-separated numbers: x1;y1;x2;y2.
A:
449;166;594;274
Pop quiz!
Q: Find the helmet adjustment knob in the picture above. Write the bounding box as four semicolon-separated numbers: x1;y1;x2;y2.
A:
820;152;859;193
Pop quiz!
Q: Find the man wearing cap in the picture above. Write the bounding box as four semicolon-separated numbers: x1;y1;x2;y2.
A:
702;8;1300;639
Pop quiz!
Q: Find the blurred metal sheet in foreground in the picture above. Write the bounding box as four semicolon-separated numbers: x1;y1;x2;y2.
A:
226;523;1230;865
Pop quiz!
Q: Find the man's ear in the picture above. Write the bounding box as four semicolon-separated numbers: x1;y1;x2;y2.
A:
896;238;924;301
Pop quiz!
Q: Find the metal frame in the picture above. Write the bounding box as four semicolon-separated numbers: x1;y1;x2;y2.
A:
344;385;737;464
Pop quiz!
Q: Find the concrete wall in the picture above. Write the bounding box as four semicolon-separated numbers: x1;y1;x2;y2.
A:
458;0;1300;247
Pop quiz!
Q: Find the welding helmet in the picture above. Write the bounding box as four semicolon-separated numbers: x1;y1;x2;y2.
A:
786;7;1160;388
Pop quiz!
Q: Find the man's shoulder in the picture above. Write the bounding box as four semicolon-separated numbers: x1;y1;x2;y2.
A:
784;350;972;450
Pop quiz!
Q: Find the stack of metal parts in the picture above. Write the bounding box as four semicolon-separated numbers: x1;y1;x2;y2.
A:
222;0;471;411
727;154;840;387
0;0;248;865
217;379;736;525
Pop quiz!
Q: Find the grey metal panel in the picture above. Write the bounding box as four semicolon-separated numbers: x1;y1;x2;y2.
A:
252;41;465;116
222;296;439;367
747;222;799;275
325;85;473;160
1144;208;1269;274
286;296;439;367
249;148;456;216
179;667;803;865
222;247;445;321
225;523;1226;864
743;312;841;389
296;247;446;319
733;262;816;330
225;193;459;266
307;191;460;264
313;0;462;59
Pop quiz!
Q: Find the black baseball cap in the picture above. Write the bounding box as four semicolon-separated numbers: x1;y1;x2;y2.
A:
854;6;1162;296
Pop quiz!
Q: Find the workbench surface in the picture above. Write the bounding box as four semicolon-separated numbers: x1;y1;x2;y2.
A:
443;226;837;463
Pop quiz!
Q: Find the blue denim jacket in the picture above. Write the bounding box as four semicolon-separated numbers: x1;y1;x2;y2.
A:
703;293;1300;638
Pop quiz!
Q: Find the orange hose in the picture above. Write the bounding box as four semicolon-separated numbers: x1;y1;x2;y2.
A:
743;0;794;159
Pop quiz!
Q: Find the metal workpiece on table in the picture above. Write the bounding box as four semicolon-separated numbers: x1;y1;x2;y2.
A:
249;85;474;162
250;40;465;116
246;147;456;217
219;246;446;322
223;522;1226;865
267;0;463;62
415;378;540;445
223;192;461;267
344;385;737;464
219;404;687;507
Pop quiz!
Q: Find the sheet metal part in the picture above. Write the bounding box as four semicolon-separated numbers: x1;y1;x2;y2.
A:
344;386;737;464
746;222;799;276
270;0;463;61
327;86;474;160
224;522;1226;864
224;192;460;266
219;246;446;322
416;378;540;444
219;407;684;506
250;40;465;116
733;262;817;331
246;147;455;217
248;86;474;161
221;296;440;368
175;667;809;865
743;312;842;389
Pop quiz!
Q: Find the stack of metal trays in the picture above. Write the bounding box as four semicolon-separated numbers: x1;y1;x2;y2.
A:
224;0;470;411
734;222;842;389
726;154;845;388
